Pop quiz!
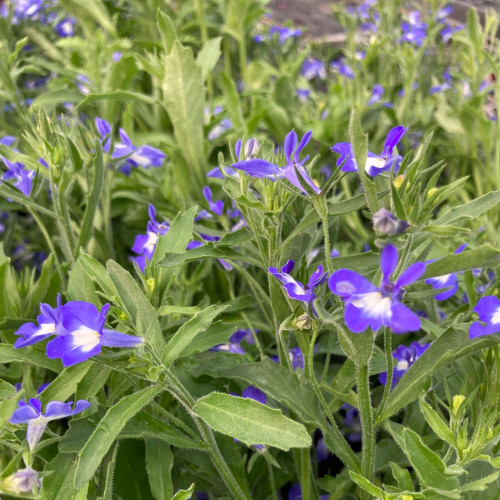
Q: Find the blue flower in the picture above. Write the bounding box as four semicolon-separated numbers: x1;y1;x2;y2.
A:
15;299;143;366
95;117;165;174
45;302;144;366
270;347;304;371
269;26;302;45
341;403;361;442
10;398;90;451
14;300;62;348
54;17;76;37
329;244;425;334
440;23;463;43
211;330;250;354
232;129;320;195
195;186;224;221
469;296;500;339
330;58;355;80
379;341;430;386
301;58;326;80
367;84;384;105
331;126;407;177
297;88;310;102
399;11;427;46
425;244;466;300
131;204;170;272
269;260;327;302
0;137;36;197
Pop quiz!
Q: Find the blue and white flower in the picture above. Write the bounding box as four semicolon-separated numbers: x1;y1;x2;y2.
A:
10;398;91;450
469;296;500;339
329;244;425;334
379;341;430;386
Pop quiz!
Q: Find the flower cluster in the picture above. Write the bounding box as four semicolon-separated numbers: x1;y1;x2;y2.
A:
15;298;144;366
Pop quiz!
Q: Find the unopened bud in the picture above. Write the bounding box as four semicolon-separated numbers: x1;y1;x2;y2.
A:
452;395;466;416
373;208;409;235
393;175;405;189
244;138;260;159
401;496;413;500
295;313;312;330
1;468;40;494
427;187;438;199
147;277;155;294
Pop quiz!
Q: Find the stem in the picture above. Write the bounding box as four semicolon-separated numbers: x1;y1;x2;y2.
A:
299;448;311;500
375;329;393;421
356;364;375;499
163;369;250;500
266;460;278;500
320;212;333;274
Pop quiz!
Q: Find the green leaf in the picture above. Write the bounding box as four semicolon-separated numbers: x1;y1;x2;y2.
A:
348;471;387;499
77;90;160;109
422;225;470;236
389;461;414;491
77;141;105;251
418;396;456;447
157;10;177;54
0;390;23;432
380;329;500;420
0;344;60;372
179;322;236;357
334;321;374;367
39;363;91;406
0;380;15;398
145;439;173;500
42;453;88;500
423;245;500;279
107;260;164;355
75;384;162;489
434;191;500;225
460;472;500;492
171;484;194;500
162;41;205;186
386;421;460;490
192;392;311;451
159;245;262;269
162;305;227;366
78;253;119;299
32;89;83;107
330;252;380;272
196;37;222;80
220;73;246;133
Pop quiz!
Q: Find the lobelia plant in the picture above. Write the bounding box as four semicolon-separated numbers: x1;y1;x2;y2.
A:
0;0;500;498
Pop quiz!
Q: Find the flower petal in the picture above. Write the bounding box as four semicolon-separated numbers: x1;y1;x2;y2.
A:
101;329;144;348
328;270;376;299
395;262;426;290
380;244;398;285
388;302;421;333
231;159;282;179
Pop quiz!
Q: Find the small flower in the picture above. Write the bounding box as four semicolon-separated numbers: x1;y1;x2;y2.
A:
379;341;430;386
373;208;409;235
425;244;466;300
10;398;90;451
131;204;170;272
367;84;384;105
1;467;40;494
301;58;326;81
45;301;144;366
211;330;249;354
331;126;407;177
469;296;500;339
269;260;327;302
329;244;425;334
112;51;122;62
14;300;61;348
297;88;310;102
330;58;355;80
270;347;304;371
232;129;320;195
54;17;76;37
269;26;302;45
399;11;427;46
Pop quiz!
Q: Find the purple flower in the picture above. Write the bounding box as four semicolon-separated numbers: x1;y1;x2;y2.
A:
95;117;165;174
301;58;326;80
196;186;224;220
297;88;310;102
112;51;122;62
207;166;237;179
328;244;425;334
44;301;144;366
10;398;90;450
235;138;259;161
379;341;430;386
211;330;249;354
269;26;302;45
231;130;320;195
131;205;170;272
425;244;466;300
2;158;35;197
469;296;500;339
330;58;355;80
341;403;361;442
436;5;453;23
331;126;407;177
367;84;384;106
1;468;40;494
14;300;62;348
270;347;304;371
269;260;327;302
54;17;76;37
400;12;427;46
440;23;462;43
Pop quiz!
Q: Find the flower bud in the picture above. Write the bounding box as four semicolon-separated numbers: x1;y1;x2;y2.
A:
373;208;409;235
244;138;260;159
452;395;466;416
147;277;155;294
1;468;40;494
393;175;405;188
295;313;312;330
